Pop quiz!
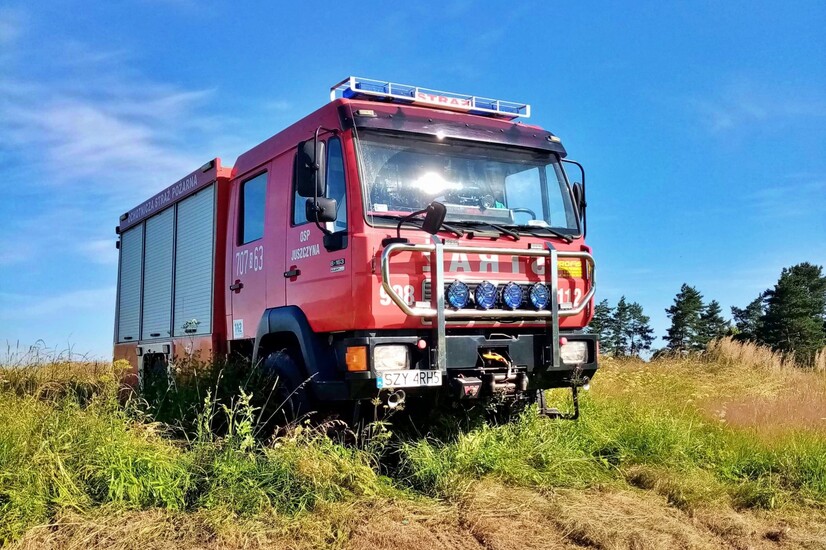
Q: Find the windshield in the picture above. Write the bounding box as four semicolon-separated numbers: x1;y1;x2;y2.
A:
357;131;579;233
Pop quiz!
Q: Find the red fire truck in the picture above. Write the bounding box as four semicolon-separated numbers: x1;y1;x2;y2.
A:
114;77;597;419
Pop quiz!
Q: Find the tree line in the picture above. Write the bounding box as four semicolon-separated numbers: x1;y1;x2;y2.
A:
587;262;826;364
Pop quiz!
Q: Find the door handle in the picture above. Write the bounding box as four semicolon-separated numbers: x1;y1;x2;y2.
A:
283;268;301;279
229;280;244;292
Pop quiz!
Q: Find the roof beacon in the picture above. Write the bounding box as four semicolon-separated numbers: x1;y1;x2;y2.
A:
330;76;530;120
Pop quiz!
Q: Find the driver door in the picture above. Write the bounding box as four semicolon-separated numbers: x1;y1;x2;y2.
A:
285;136;353;329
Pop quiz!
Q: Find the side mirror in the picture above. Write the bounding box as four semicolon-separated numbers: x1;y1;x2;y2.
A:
295;140;326;198
571;182;586;220
421;201;447;235
305;197;337;224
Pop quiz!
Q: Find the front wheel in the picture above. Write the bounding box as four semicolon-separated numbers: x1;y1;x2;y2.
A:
259;349;314;428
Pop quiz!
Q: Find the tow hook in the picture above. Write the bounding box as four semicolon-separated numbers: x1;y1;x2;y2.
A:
385;389;406;409
538;383;582;420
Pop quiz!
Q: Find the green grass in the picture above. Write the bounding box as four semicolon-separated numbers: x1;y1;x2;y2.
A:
2;340;826;544
402;389;826;510
0;362;392;543
0;384;191;542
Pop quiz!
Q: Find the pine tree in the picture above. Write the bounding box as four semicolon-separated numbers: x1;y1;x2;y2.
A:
758;263;826;364
602;297;655;357
664;284;705;352
698;300;729;346
608;296;632;356
731;294;766;342
587;299;614;355
588;297;656;358
626;302;655;357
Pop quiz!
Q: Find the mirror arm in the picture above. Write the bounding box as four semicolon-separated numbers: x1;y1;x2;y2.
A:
309;125;339;236
395;208;429;238
561;158;587;237
381;202;446;247
380;207;430;247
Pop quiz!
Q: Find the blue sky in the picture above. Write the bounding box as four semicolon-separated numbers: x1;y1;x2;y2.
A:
1;1;824;359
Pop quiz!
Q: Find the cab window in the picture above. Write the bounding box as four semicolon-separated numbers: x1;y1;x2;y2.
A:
326;138;347;232
239;172;266;244
293;137;347;231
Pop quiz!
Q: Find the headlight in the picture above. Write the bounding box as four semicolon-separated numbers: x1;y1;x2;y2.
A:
474;281;497;310
447;280;470;309
501;281;524;309
529;283;550;310
560;341;588;364
373;345;410;371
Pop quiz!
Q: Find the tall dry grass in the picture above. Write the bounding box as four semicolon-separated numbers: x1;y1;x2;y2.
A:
705;337;799;371
696;338;826;439
705;336;826;372
815;347;826;372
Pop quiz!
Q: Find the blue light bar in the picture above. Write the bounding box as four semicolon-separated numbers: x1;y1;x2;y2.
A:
330;76;530;120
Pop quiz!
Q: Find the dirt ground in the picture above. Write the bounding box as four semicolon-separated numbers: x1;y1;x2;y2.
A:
15;481;826;550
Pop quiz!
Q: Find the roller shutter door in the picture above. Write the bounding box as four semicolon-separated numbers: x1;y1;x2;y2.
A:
173;185;215;336
141;208;174;339
116;225;143;342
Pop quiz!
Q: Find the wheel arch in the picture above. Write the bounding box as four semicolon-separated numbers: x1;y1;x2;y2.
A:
252;306;334;381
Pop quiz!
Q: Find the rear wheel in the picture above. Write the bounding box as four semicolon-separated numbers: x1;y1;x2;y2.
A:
140;353;170;400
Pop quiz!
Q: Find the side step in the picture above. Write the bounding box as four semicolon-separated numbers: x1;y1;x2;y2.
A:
537;385;580;420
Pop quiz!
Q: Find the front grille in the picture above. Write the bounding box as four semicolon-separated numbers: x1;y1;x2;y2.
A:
422;280;544;311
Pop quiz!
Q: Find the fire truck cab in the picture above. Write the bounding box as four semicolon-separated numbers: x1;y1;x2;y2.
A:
114;77;597;417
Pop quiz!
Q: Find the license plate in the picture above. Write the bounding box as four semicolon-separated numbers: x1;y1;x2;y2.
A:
376;370;442;389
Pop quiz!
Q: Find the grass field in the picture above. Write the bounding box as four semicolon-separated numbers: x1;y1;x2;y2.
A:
2;338;826;549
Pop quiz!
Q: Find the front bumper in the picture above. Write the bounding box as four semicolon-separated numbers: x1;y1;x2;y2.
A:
336;236;598;402
340;331;597;400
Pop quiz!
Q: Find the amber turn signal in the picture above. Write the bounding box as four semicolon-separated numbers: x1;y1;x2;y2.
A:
346;346;368;372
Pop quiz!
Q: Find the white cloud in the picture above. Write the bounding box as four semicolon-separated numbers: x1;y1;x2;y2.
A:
7;99;192;179
0;37;284;356
0;286;116;320
265;99;292;112
0;44;250;268
0;35;239;195
79;238;119;266
0;246;25;266
0;84;218;269
692;80;826;133
0;83;211;186
746;179;826;220
0;202;117;267
0;8;23;46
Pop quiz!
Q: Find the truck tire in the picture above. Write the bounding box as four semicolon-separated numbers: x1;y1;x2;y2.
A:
260;349;313;426
140;353;170;404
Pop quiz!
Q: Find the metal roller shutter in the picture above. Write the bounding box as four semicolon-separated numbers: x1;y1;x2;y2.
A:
141;207;174;339
173;185;215;336
116;225;143;342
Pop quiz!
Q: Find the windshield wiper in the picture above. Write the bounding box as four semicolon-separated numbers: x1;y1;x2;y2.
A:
369;213;464;238
450;220;520;241
512;224;574;244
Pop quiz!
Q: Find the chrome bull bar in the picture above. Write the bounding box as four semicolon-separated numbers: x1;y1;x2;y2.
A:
380;236;596;372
